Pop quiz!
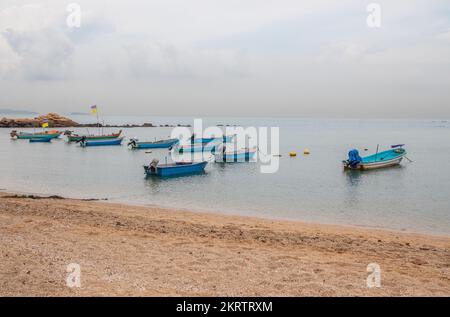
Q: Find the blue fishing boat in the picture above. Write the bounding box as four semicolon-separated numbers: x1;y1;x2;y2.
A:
128;138;178;149
11;130;62;140
175;143;217;153
29;137;53;143
190;134;234;144
144;159;208;177
214;145;257;162
65;130;122;142
343;145;407;170
80;137;124;147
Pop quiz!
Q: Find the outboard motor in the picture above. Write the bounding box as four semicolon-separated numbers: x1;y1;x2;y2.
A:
348;149;362;168
149;159;159;173
128;138;137;148
79;136;87;147
10;130;18;138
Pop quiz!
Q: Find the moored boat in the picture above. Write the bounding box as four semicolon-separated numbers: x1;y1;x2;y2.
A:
214;145;257;162
65;130;122;142
128;138;178;149
29;137;53;143
10;130;62;140
174;143;217;153
80;137;124;147
191;135;234;144
144;159;208;177
343;145;407;170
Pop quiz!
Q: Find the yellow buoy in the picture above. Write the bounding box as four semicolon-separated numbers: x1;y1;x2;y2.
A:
289;151;297;157
303;148;310;155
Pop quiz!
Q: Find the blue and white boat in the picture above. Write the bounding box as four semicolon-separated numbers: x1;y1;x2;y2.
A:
343;145;407;170
128;138;178;149
191;135;234;144
144;159;208;177
11;130;62;140
214;145;257;162
80;137;124;147
29;136;53;143
174;143;217;153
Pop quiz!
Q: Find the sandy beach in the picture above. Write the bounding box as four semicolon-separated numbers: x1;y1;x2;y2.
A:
0;192;449;296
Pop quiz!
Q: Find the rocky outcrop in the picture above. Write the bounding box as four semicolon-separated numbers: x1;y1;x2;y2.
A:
0;113;79;128
0;112;192;128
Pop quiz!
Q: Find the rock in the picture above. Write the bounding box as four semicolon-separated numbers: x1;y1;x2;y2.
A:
0;113;79;128
0;112;197;128
34;113;79;127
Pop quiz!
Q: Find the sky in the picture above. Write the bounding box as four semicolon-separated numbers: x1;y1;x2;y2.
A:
0;0;449;118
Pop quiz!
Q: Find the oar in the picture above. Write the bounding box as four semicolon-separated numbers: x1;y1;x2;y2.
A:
405;156;413;163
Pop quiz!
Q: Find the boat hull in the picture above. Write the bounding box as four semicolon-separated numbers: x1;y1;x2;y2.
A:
215;150;256;162
144;161;207;177
68;133;121;142
131;139;178;149
193;136;234;144
29;137;52;143
81;138;124;147
177;144;216;153
14;133;61;140
345;157;404;170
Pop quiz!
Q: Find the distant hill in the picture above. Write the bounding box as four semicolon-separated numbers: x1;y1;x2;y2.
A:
0;108;38;115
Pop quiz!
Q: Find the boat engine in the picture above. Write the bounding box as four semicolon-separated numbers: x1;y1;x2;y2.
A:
128;138;137;147
149;159;159;173
348;149;362;168
10;130;18;138
79;136;87;147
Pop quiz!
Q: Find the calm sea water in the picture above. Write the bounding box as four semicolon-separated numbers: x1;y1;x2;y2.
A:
1;115;449;236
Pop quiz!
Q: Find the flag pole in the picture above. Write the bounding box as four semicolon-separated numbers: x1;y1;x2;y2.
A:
96;107;100;134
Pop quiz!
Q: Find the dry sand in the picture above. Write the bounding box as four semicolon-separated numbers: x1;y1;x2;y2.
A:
0;192;449;296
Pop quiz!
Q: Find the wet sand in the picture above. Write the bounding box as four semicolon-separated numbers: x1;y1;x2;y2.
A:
0;193;449;296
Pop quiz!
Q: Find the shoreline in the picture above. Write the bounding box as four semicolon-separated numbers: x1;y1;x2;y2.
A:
0;191;449;296
1;188;449;238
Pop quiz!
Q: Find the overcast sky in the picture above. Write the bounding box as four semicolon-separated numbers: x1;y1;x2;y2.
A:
0;0;449;118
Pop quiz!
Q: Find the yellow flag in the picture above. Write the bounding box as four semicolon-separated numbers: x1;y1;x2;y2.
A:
90;105;97;114
42;122;49;128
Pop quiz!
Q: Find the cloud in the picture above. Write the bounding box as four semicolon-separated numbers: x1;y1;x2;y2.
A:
123;41;185;78
0;34;20;75
0;3;118;81
122;40;250;80
0;4;75;80
318;42;368;62
0;0;449;117
435;30;450;41
2;27;75;80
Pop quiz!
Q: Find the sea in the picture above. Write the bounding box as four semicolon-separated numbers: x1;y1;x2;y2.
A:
1;113;449;236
